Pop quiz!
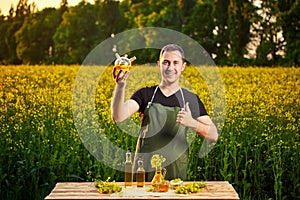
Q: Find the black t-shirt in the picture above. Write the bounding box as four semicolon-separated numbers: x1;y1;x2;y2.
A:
130;85;208;118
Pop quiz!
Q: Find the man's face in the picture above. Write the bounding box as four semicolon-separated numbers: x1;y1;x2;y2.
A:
158;50;186;85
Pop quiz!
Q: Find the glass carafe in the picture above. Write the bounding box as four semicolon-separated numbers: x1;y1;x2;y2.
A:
151;165;167;191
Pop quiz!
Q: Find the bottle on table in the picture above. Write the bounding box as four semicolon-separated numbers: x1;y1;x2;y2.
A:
136;158;145;188
124;148;133;188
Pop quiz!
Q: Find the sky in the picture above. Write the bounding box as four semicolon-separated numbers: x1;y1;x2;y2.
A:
0;0;94;16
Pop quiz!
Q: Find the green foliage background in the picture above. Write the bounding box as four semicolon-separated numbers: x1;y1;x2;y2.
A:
0;65;299;200
0;0;299;66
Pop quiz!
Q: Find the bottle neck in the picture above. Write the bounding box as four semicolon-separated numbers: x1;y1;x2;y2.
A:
137;162;144;170
155;165;162;171
126;152;131;162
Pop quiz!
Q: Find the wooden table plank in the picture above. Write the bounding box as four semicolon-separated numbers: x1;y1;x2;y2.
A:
45;181;239;200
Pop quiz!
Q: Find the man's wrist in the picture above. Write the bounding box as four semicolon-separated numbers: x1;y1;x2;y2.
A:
190;118;200;132
115;82;126;90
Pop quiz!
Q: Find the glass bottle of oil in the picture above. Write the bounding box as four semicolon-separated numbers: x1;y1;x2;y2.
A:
124;148;133;188
136;158;145;188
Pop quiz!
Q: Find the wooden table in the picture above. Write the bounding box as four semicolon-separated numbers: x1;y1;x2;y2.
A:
44;181;239;200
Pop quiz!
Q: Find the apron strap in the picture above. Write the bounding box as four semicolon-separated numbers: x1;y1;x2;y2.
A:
179;88;186;111
147;86;159;109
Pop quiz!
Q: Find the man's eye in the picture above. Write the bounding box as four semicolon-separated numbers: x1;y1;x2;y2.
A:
162;61;170;65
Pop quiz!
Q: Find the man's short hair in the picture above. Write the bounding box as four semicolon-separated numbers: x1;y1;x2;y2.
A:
159;44;185;61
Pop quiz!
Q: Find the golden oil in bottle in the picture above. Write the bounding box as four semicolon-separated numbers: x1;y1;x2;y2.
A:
113;53;136;77
124;148;133;188
136;158;145;188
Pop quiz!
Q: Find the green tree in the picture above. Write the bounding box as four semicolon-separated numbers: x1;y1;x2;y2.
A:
279;0;300;66
15;0;32;18
53;1;99;64
129;0;184;30
15;8;62;64
2;0;32;64
60;0;68;10
122;0;187;63
96;0;127;38
4;20;23;64
181;0;197;18
227;0;254;65
0;6;15;64
182;1;215;58
0;14;10;64
254;0;285;66
213;0;230;65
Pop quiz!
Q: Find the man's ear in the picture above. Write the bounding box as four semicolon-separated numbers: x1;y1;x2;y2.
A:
181;62;186;71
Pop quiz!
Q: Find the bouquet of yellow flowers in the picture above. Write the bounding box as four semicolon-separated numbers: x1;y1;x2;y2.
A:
150;154;166;168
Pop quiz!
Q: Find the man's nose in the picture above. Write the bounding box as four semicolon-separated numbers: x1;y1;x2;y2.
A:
168;62;175;70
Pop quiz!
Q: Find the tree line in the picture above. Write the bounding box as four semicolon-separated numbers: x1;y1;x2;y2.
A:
0;0;299;66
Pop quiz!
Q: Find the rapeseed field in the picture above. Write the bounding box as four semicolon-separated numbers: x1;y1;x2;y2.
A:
0;65;299;200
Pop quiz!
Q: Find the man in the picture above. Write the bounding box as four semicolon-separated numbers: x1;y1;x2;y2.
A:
111;44;218;180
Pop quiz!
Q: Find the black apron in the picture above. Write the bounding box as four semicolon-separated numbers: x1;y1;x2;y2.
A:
134;86;189;181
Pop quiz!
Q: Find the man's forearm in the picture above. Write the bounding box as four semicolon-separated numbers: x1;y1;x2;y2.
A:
188;118;218;142
111;84;126;122
196;120;218;142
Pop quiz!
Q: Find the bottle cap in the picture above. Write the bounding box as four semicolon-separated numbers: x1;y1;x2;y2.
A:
138;158;143;166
